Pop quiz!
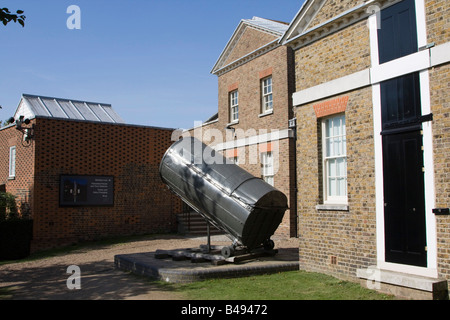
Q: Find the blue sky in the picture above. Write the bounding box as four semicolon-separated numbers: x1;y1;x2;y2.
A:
1;0;303;129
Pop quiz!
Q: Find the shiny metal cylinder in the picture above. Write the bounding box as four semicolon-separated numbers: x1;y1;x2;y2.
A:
159;137;287;249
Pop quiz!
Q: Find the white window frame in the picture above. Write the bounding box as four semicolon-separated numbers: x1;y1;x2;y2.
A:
322;114;347;204
9;146;16;178
229;90;239;122
261;76;273;113
261;151;274;186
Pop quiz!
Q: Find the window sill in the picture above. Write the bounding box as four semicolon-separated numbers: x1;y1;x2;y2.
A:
8;176;15;180
258;110;273;118
316;204;349;211
227;120;239;126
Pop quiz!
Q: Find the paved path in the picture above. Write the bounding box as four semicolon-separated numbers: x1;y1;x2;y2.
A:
0;234;298;300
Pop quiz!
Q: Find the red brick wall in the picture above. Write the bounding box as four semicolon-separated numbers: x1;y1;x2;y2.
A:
2;117;182;252
217;45;294;131
188;43;297;238
0;122;35;216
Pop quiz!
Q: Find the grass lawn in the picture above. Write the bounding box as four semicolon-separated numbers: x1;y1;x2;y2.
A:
166;270;394;300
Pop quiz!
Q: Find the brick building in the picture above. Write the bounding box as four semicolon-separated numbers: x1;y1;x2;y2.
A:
281;0;449;298
0;94;181;252
185;17;297;238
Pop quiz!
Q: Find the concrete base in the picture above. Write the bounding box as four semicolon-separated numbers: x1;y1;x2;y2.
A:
357;268;449;300
114;246;299;283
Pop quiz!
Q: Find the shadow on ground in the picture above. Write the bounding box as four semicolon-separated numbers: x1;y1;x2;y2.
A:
0;259;182;300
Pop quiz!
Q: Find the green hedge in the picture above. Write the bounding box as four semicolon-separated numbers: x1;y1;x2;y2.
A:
0;220;33;260
0;191;18;222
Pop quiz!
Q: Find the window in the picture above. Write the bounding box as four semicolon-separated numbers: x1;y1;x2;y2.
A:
229;90;239;122
261;76;273;113
261;152;274;186
323;115;347;204
9;146;16;178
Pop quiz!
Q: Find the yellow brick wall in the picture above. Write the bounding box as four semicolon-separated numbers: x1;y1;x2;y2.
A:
295;20;370;92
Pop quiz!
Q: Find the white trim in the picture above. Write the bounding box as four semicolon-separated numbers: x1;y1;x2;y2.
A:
372;73;437;278
258;110;273;118
430;42;450;67
372;83;385;273
357;267;444;290
214;128;293;151
369;0;438;278
213;39;281;76
261;151;275;186
420;70;438;276
292;41;450;108
292;69;370;106
211;17;287;75
370;50;430;84
229;90;239;122
279;0;327;45
377;262;438;278
321;114;348;205
368;13;380;67
9;146;16;178
15;98;35;120
415;0;428;48
281;0;402;50
184;118;219;131
316;204;349;211
261;76;273;114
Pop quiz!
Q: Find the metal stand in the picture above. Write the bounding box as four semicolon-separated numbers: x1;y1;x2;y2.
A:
206;221;211;253
155;236;278;265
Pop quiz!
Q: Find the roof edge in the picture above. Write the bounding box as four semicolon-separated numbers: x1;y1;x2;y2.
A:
211;17;289;75
21;93;112;107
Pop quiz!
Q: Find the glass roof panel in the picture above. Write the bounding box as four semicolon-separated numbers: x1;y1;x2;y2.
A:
87;103;114;122
41;98;68;118
103;106;124;123
56;100;84;120
71;102;99;121
25;96;50;116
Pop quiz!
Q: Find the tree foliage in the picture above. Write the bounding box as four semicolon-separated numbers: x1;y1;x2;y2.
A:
0;192;18;222
0;7;26;27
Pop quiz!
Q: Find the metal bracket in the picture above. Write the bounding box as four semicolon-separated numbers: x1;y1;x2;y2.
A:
432;208;449;215
418;113;433;123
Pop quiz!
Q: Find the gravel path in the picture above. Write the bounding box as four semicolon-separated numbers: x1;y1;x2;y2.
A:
0;234;298;300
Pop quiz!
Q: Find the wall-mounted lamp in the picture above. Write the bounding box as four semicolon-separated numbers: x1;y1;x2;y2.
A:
8;115;35;145
225;125;236;139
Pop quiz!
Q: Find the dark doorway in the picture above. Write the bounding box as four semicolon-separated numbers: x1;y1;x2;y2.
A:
382;130;427;267
378;0;427;267
380;73;427;267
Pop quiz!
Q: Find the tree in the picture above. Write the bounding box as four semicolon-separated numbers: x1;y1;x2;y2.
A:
0;7;26;27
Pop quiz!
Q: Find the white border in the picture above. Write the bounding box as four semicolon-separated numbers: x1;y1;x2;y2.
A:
292;69;370;106
214;128;293;151
370;0;437;278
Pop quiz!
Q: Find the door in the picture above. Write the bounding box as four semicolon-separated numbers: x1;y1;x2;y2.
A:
382;130;427;267
380;72;427;267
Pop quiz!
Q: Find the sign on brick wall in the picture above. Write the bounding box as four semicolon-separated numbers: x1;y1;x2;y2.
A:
60;175;114;206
